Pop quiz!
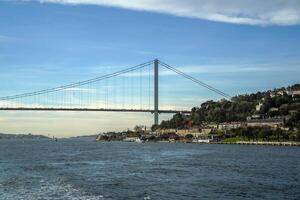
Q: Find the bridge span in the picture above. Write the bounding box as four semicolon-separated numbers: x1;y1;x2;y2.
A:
0;59;230;125
0;107;191;114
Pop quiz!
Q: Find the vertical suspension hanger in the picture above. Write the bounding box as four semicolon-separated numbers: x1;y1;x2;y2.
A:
148;62;151;110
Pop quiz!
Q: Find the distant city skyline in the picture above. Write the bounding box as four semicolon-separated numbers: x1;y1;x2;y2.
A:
0;0;300;137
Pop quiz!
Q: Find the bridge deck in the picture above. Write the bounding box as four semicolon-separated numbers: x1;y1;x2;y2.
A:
0;107;191;114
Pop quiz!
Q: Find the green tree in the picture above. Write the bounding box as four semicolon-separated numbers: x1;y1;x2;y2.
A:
274;128;283;141
185;134;194;140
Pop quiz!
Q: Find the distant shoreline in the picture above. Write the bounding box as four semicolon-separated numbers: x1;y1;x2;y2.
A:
0;133;50;140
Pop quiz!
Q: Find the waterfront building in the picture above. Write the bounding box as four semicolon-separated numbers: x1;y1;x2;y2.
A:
217;122;243;131
246;118;284;128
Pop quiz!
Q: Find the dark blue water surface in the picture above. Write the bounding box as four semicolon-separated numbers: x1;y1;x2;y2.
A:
0;138;299;200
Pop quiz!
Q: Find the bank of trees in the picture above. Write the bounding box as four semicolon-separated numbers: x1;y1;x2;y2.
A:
157;98;258;129
227;127;300;142
154;84;300;130
159;113;187;129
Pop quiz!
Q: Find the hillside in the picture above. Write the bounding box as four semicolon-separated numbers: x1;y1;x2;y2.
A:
156;84;300;129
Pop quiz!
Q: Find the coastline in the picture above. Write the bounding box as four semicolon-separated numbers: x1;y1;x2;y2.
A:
218;141;300;146
96;138;300;146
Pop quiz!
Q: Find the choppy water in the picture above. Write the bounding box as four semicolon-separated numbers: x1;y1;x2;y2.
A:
0;138;299;200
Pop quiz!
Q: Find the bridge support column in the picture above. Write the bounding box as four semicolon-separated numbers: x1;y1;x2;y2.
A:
154;59;159;126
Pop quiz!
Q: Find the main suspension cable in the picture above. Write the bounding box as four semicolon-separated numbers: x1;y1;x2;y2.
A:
0;60;154;101
159;61;232;99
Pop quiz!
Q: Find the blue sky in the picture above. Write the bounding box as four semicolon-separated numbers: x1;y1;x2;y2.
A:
0;0;300;137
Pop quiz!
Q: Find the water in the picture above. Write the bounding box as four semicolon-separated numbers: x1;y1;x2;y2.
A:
0;138;299;200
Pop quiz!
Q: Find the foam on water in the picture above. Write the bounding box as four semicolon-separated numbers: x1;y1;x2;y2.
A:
2;178;104;200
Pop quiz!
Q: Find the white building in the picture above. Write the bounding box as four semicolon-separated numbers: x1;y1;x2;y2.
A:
256;102;263;111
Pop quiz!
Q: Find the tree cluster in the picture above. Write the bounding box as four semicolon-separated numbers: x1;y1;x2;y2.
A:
155;84;300;130
227;127;300;142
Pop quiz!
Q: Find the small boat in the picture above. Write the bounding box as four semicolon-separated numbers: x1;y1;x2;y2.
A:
135;138;144;143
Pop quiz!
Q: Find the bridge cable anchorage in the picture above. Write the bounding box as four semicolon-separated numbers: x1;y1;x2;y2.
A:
0;60;154;101
158;61;232;100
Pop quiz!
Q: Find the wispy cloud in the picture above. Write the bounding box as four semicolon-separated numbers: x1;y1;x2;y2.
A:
65;87;96;92
0;35;15;43
117;62;299;77
28;0;300;26
172;63;299;74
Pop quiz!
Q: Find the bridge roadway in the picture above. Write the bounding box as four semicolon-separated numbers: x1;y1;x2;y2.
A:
0;107;191;114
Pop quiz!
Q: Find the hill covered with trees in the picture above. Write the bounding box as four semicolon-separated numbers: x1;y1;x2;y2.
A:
156;84;300;130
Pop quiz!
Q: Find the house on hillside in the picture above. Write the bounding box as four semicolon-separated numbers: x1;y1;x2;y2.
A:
217;122;243;132
246;117;284;128
247;114;265;120
269;107;279;112
286;89;300;97
270;90;283;97
256;102;263;111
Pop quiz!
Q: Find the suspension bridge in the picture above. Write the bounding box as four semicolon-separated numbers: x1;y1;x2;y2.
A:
0;59;231;125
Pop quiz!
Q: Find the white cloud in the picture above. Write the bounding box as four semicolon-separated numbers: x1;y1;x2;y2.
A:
30;0;300;26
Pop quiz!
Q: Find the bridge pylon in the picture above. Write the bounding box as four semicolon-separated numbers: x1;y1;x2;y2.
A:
154;59;159;126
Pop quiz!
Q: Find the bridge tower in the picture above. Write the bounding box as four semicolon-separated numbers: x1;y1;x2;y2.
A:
154;59;159;125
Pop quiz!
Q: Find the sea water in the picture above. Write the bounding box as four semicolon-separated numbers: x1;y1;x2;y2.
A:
0;138;299;199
